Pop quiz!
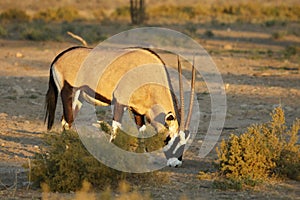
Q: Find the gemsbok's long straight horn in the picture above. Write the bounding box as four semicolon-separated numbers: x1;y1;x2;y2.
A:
185;56;196;131
178;55;185;132
177;55;196;133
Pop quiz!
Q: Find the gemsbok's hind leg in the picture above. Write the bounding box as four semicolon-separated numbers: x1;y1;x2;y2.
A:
111;101;125;142
61;81;74;130
134;113;148;152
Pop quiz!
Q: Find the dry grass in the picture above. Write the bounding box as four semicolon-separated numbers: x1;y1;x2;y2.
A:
40;180;151;200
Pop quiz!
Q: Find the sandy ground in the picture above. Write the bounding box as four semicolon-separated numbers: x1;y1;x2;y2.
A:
0;23;300;199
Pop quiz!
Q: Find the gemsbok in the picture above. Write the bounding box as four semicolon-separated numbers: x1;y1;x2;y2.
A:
45;46;196;167
111;55;196;167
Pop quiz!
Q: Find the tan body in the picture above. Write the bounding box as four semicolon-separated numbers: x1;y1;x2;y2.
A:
45;46;178;133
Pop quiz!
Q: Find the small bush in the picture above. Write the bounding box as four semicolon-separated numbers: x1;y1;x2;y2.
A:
271;31;287;40
27;129;168;192
283;46;297;59
0;25;7;37
35;7;82;22
0;8;30;23
203;30;214;38
215;107;300;188
184;22;197;37
110;6;130;22
28;131;124;192
21;28;48;41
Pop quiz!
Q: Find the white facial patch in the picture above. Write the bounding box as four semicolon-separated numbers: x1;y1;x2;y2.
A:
168;122;177;136
172;130;190;154
167;157;182;167
163;135;176;152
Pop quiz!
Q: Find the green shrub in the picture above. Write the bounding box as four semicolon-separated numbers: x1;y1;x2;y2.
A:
0;8;30;23
35;7;82;22
114;6;130;17
283;46;297;59
92;8;108;22
184;22;197;37
0;25;7;37
27;129;168;192
271;31;287;40
28;131;123;192
203;30;214;38
21;28;48;41
148;5;197;22
216;107;300;188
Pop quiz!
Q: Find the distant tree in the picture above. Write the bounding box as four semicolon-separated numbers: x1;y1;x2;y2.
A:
130;0;146;25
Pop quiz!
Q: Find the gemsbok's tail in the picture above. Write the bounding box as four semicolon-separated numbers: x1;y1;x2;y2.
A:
44;68;58;130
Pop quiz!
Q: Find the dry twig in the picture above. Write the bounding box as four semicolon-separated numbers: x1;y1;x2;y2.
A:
67;31;88;47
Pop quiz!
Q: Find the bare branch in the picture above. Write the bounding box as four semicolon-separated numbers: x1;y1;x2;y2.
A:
67;31;88;47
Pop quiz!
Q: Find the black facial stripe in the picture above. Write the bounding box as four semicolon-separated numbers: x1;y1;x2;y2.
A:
164;135;171;145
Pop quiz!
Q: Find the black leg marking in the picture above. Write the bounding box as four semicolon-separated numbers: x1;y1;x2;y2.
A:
61;81;74;128
113;100;125;123
132;110;145;128
132;111;147;152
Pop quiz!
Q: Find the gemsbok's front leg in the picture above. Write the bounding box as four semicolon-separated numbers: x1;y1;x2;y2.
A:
111;101;125;142
133;112;147;152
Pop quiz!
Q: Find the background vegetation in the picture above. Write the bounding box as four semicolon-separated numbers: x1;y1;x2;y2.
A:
0;1;299;43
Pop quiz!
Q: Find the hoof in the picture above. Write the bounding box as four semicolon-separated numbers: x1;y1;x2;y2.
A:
109;135;115;143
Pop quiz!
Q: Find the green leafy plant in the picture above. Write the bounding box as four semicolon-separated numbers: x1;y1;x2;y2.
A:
0;25;7;37
283;46;297;59
28;131;123;192
215;107;300;189
0;8;30;23
27;128;168;192
34;7;82;22
203;30;214;38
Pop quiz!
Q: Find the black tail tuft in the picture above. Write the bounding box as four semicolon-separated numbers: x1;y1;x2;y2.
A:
44;69;58;130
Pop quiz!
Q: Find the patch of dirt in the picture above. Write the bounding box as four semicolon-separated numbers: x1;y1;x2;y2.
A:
0;22;300;200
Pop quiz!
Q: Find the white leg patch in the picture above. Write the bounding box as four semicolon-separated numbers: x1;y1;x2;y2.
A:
72;90;82;111
110;120;122;142
61;118;70;130
167;157;182;167
138;124;147;132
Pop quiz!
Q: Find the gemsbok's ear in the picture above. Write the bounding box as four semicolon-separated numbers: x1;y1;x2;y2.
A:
165;111;176;121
